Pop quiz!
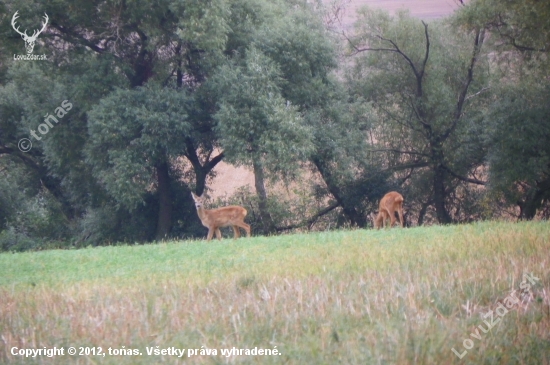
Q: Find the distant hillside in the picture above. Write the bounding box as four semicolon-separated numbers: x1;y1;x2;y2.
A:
342;0;461;23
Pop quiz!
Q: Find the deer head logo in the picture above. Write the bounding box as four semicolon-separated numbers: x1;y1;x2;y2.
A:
11;11;49;54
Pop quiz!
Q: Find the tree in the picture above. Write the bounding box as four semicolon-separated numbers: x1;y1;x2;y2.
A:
210;0;343;233
456;0;550;219
0;64;81;221
346;8;489;224
455;0;550;54
1;0;231;241
3;0;424;247
213;47;313;234
244;0;379;228
483;79;550;219
305;85;394;228
86;85;192;239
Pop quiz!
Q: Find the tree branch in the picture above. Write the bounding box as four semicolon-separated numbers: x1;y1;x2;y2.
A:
492;15;548;52
382;161;429;172
345;28;422;84
184;138;202;170
0;145;42;171
440;28;485;143
409;95;432;132
419;21;430;94
276;201;340;232
369;148;430;157
465;86;490;101
49;23;111;55
442;164;486;185
204;151;225;171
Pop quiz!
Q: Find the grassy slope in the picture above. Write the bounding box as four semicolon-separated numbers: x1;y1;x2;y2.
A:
0;221;549;364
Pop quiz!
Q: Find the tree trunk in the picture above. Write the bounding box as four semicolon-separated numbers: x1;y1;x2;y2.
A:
312;157;367;227
433;164;452;224
417;199;431;226
519;179;550;219
194;168;207;196
155;161;172;240
252;157;277;234
184;140;225;196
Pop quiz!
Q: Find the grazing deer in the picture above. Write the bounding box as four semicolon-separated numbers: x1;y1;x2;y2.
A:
191;192;251;241
374;191;404;229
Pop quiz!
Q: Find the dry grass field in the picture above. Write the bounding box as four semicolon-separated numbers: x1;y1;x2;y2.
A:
1;221;549;364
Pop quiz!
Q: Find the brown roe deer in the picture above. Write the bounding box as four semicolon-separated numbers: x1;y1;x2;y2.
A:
191;192;251;241
374;191;404;229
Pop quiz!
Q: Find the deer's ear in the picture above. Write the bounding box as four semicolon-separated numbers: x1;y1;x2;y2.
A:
191;192;197;200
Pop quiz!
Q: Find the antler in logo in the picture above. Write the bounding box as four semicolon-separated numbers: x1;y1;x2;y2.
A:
11;11;49;54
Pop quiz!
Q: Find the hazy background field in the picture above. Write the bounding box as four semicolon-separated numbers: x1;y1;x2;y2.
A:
344;0;461;20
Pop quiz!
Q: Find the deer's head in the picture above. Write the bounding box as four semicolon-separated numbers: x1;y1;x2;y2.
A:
191;192;204;209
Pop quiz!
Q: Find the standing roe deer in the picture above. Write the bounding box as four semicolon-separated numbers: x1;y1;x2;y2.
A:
374;191;404;229
191;192;251;241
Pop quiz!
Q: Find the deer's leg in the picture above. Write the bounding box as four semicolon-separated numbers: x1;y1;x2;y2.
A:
215;228;222;240
240;222;251;237
235;222;251;237
386;211;392;228
232;226;240;239
398;206;404;228
375;213;382;230
206;228;214;241
389;210;397;228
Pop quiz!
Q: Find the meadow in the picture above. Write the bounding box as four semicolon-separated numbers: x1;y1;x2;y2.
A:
0;221;549;364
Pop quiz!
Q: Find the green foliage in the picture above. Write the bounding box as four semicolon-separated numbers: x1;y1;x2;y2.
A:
0;64;79;249
0;0;342;248
455;0;550;218
2;0;550;249
173;0;230;52
347;7;490;223
304;80;396;227
74;203;158;247
0;163;70;251
253;1;337;107
213;46;313;179
487;84;550;188
484;82;550;217
455;0;550;54
86;86;191;210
